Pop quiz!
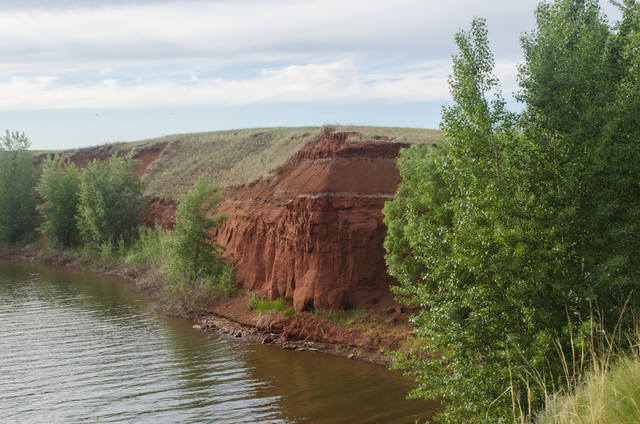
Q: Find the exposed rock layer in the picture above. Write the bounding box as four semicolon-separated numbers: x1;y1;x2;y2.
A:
212;131;406;311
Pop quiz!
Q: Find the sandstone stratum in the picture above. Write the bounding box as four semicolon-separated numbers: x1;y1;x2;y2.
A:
36;126;442;312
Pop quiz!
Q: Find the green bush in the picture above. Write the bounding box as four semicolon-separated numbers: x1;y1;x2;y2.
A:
77;154;145;249
35;156;81;247
0;130;37;244
216;264;236;298
165;176;232;293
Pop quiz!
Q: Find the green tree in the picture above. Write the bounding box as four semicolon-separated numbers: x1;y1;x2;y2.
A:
77;154;145;248
35;156;81;247
166;176;228;288
0;130;37;244
384;3;640;422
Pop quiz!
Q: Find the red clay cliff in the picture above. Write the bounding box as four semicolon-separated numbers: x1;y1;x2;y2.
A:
212;130;406;311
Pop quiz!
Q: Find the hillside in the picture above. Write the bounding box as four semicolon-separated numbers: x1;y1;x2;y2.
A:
35;126;442;201
35;126;443;311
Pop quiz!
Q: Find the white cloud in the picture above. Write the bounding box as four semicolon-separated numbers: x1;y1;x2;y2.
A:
0;60;467;109
0;0;619;111
0;0;537;73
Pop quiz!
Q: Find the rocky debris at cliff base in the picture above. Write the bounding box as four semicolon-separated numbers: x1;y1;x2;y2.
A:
197;312;389;364
198;294;413;366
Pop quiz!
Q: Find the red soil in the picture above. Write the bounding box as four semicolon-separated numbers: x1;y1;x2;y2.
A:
213;130;407;311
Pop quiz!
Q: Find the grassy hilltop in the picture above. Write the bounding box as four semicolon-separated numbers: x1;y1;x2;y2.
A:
38;126;442;200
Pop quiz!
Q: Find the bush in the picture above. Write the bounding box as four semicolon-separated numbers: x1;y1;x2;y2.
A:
35;156;81;247
77;153;145;249
0;130;37;244
165;176;232;292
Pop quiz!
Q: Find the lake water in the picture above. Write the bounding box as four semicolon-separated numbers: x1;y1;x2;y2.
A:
0;261;437;423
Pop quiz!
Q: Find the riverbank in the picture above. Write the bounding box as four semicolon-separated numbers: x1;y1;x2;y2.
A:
0;244;414;366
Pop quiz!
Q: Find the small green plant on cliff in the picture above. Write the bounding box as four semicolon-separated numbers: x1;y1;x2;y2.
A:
77;153;146;249
165;176;233;294
36;156;81;248
0;130;37;244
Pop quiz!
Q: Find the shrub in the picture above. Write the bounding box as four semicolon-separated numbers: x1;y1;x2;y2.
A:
384;4;640;422
125;225;168;267
77;154;145;248
35;156;81;247
165;176;232;293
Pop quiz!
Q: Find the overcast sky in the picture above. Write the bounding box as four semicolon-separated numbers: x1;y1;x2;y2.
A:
0;0;623;149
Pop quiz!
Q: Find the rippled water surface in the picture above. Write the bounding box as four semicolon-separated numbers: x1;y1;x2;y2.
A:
0;261;437;423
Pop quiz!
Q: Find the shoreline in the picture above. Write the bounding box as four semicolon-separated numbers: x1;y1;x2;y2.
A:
0;244;412;367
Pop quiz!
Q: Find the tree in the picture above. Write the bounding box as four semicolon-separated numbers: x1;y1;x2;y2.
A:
35;156;81;247
77;154;145;248
384;18;526;423
384;3;640;422
0;131;37;244
166;176;227;288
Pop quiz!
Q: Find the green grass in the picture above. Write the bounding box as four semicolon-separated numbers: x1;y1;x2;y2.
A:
141;127;323;199
310;307;365;326
340;125;443;145
247;291;289;314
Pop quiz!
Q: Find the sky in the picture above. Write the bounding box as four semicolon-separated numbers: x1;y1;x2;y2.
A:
0;0;623;150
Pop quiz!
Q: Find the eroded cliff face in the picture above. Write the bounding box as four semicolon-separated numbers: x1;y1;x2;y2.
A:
213;131;406;311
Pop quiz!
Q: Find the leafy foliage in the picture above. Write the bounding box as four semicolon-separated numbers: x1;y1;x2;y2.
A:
0;131;37;244
384;3;640;422
77;154;145;248
35;156;81;247
166;176;231;291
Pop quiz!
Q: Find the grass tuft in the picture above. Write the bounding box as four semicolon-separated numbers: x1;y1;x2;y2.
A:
247;292;289;314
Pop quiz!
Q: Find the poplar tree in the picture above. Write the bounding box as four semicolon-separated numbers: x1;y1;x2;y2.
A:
36;156;81;247
384;2;640;422
0;131;37;244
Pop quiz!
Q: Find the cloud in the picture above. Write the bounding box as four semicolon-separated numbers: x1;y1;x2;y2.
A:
0;0;538;73
0;60;469;109
0;1;621;111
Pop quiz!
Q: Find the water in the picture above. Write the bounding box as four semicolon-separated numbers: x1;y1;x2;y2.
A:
0;261;437;423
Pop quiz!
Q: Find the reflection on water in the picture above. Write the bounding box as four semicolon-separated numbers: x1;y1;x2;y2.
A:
0;261;437;423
